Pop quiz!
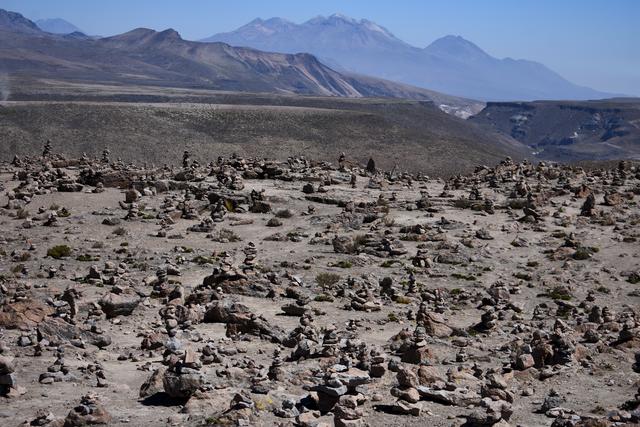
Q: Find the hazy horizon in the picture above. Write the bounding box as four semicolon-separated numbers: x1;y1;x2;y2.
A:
1;0;638;96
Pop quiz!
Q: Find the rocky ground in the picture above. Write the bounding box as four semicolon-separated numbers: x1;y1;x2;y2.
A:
0;144;639;426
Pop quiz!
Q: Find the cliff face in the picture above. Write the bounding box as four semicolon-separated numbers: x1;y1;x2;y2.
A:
471;99;640;161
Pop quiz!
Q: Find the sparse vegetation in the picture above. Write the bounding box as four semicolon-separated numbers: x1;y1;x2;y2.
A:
387;312;399;322
314;293;335;302
334;260;352;269
380;260;400;268
316;272;341;288
546;286;573;301
47;245;72;259
16;208;29;219
76;254;99;262
573;246;595;260
275;209;293;218
192;255;216;265
113;227;127;236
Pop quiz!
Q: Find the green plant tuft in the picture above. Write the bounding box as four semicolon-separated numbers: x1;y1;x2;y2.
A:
47;245;72;259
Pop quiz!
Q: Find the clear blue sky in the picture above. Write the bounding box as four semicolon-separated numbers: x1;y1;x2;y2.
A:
1;0;638;95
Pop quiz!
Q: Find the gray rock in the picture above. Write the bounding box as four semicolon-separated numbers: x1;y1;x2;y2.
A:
140;367;166;398
98;293;141;318
416;386;482;406
163;370;205;399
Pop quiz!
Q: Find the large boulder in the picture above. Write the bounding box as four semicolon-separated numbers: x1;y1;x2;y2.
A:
203;301;286;343
0;355;15;375
98;293;141;318
37;318;112;349
0;300;55;329
139;367;166;398
0;355;17;396
423;312;453;338
163;370;205;399
417;386;481;406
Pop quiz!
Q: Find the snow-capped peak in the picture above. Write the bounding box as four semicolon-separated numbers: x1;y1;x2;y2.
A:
329;13;357;24
360;19;395;38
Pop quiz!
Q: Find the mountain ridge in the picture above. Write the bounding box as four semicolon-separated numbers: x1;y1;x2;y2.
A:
0;9;482;117
204;14;618;101
36;17;83;34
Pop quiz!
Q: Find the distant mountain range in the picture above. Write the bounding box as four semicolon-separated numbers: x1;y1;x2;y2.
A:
204;14;618;101
36;18;83;34
2;9;638;166
0;9;481;117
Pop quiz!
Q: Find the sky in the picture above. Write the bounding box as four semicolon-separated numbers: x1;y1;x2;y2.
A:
1;0;638;95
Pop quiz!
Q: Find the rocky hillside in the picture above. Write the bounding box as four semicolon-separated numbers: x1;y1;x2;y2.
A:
470;99;640;161
0;8;40;33
0;93;530;176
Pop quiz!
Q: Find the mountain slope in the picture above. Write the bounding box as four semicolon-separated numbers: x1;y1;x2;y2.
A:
36;18;83;34
0;9;482;115
204;14;616;101
0;9;41;33
95;27;366;97
470;99;640;161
